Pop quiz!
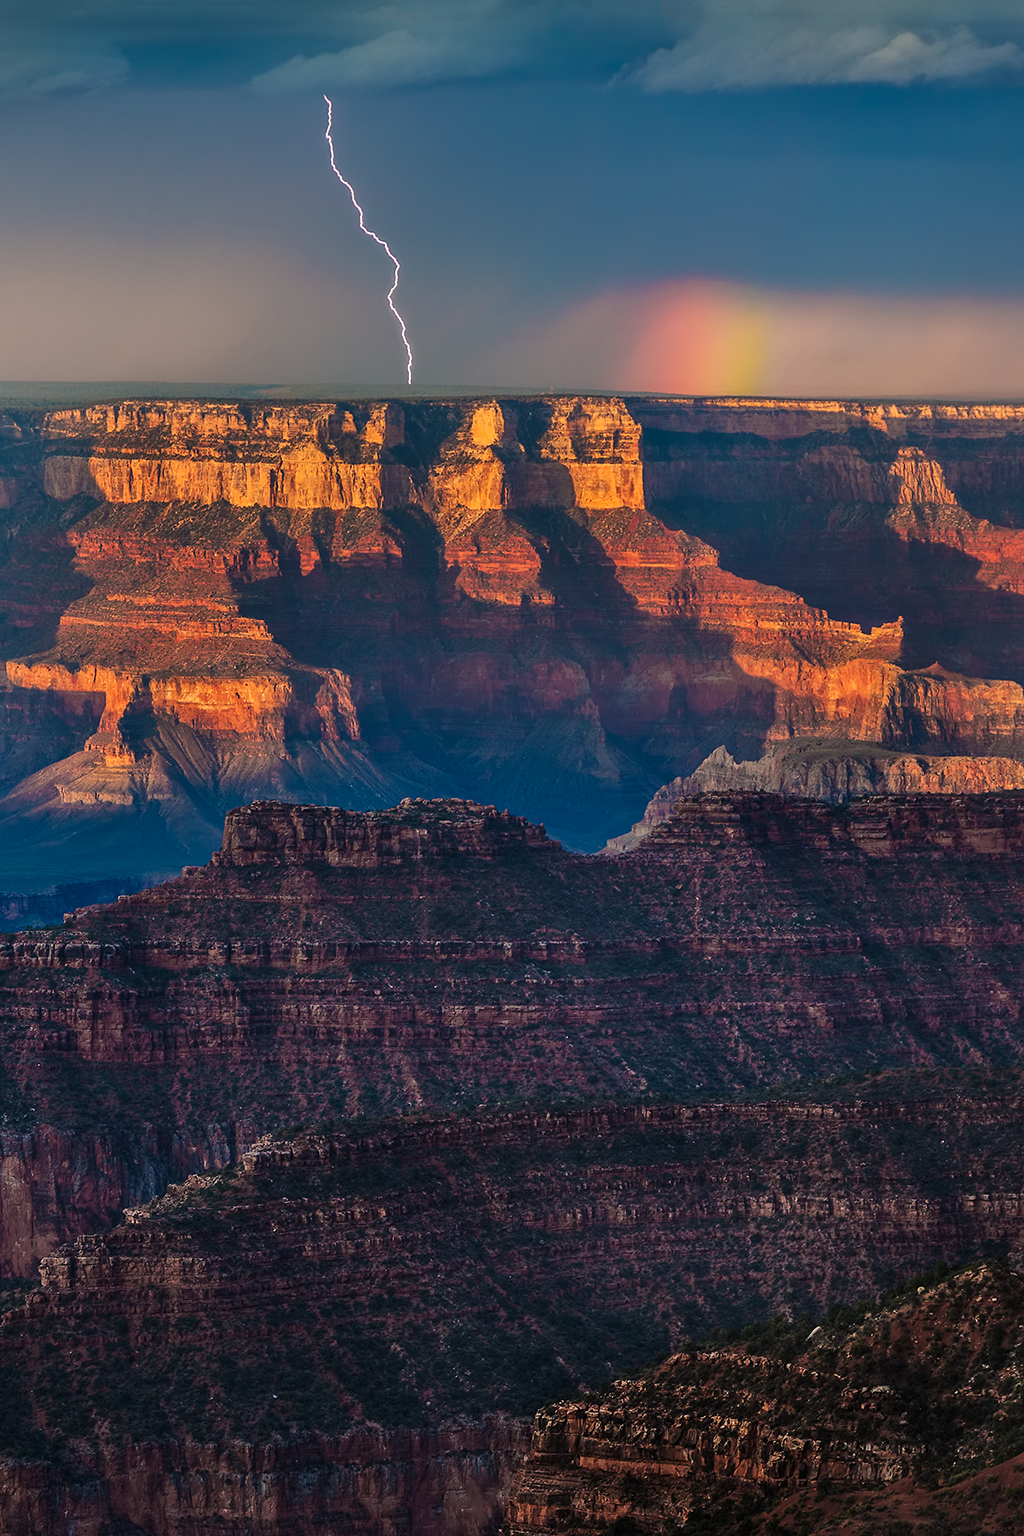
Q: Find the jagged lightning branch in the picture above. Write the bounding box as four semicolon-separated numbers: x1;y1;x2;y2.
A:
324;94;414;385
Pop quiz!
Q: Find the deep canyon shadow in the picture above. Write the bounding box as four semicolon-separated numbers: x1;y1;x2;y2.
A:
654;494;1024;683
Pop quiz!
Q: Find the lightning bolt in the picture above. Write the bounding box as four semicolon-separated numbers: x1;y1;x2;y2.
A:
324;94;414;386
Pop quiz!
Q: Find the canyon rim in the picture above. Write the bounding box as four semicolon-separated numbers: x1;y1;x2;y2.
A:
6;393;1024;883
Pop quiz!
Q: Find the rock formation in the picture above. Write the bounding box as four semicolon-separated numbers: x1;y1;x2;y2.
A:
607;738;1024;850
8;396;1024;876
505;1259;1024;1534
4;791;1024;1280
6;390;1024;1531
1;1084;1022;1534
0;876;146;931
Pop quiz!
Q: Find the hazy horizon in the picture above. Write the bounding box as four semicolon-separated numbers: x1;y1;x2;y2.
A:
9;380;1024;407
4;5;1024;397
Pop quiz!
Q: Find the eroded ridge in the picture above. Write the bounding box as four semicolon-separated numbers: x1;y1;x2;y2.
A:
213;796;553;868
9;394;1024;873
1;1097;1023;1533
6;791;1024;1277
505;1262;1024;1534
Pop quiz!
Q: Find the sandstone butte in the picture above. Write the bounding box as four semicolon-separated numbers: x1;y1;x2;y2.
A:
8;395;1024;885
0;1087;1022;1534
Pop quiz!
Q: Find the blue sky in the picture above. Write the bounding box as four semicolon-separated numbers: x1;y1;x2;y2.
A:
3;2;1024;392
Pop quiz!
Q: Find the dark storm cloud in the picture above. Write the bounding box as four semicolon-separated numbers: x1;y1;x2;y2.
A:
7;1;1024;97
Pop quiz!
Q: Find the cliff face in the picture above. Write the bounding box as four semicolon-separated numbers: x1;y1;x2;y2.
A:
5;792;1024;1277
504;1260;1024;1534
0;1420;529;1536
1;1092;1022;1534
7;395;1024;876
607;737;1024;850
0;1120;237;1281
639;403;1024;682
213;795;552;867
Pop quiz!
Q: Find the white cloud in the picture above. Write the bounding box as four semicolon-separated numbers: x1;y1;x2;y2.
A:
847;26;1021;82
251;26;521;93
628;11;1024;91
251;3;1024;96
7;1;1024;96
0;44;130;99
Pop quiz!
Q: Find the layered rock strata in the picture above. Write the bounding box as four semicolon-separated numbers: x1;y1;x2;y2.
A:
8;396;1024;873
5;792;1024;1276
0;877;145;931
1;1090;1023;1534
505;1261;1024;1534
0;1422;529;1536
607;737;1024;850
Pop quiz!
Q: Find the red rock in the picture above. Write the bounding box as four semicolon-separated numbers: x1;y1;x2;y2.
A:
4;792;1024;1278
608;737;1024;850
504;1261;1024;1533
8;396;1024;871
2;1096;1023;1534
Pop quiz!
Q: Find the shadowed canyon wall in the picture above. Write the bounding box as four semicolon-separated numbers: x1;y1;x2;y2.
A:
4;792;1024;1281
504;1259;1024;1535
1;1089;1022;1534
4;394;1024;1529
6;396;1024;875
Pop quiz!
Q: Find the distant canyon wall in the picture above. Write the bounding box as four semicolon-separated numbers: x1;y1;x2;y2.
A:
4;395;1024;871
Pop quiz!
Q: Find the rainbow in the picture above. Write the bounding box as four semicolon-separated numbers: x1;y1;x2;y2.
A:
529;278;1024;400
621;279;772;396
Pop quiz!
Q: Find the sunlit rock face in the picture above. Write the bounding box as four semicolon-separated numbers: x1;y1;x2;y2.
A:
607;736;1024;851
7;394;1024;877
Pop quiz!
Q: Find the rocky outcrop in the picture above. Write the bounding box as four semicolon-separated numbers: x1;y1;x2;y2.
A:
2;1093;1023;1533
607;738;1024;849
213;796;552;868
0;1121;235;1279
10;395;1024;874
504;1261;1024;1533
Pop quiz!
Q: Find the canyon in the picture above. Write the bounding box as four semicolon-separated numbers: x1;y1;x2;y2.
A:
3;392;1024;1533
0;783;1022;1529
6;790;1024;1278
5;396;1024;879
1;1083;1022;1534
